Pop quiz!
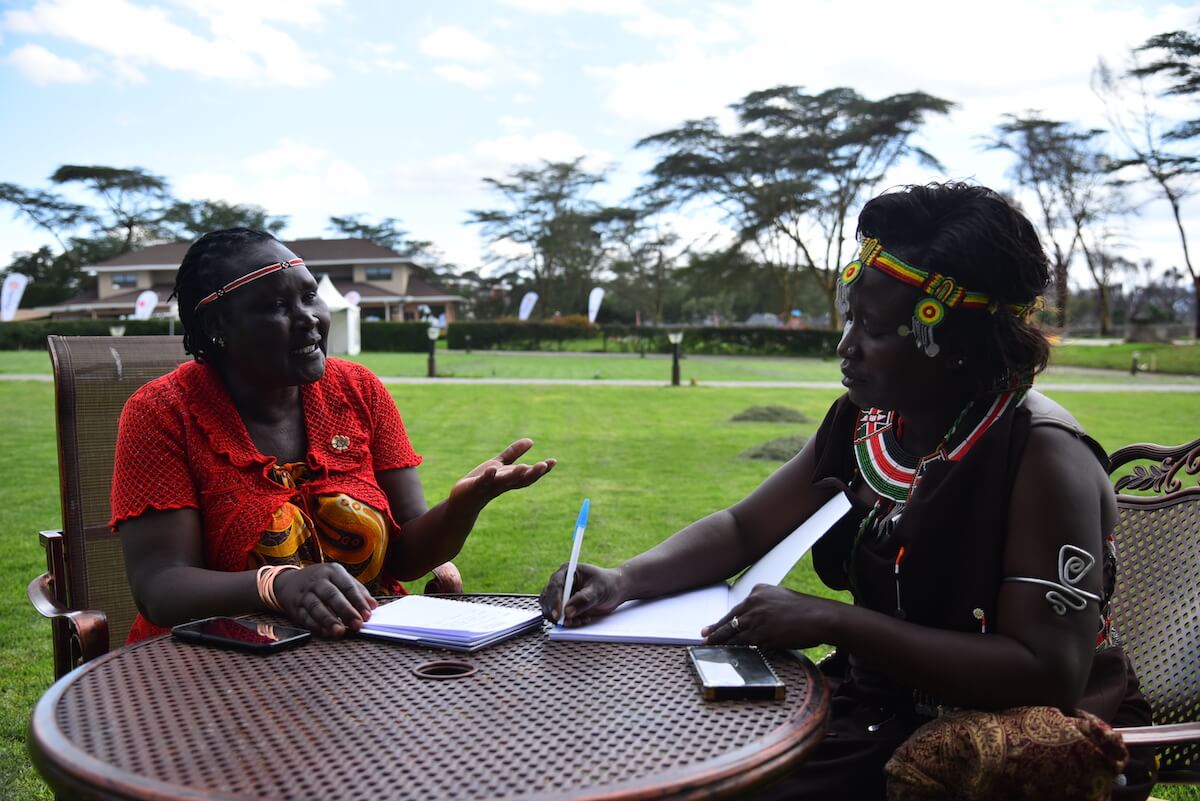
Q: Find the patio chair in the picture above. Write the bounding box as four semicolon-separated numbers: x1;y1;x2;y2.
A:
1107;435;1200;787
28;335;462;680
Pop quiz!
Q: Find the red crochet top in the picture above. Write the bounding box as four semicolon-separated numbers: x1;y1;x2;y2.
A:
110;358;422;641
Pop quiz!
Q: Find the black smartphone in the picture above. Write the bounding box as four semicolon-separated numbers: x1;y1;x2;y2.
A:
172;616;311;654
687;645;786;700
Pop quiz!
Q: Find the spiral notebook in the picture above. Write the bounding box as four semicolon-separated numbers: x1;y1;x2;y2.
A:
359;595;544;652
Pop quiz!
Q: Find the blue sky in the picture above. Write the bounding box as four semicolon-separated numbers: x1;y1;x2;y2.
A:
1;0;1195;283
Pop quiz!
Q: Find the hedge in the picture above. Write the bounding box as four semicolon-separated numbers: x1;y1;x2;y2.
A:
0;319;842;358
360;321;438;353
446;321;840;358
0;319;173;350
445;321;595;351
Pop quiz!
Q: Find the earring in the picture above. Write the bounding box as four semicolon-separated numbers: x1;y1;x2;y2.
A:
212;335;225;348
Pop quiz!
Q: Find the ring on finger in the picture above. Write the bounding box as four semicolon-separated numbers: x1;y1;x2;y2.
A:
730;616;740;631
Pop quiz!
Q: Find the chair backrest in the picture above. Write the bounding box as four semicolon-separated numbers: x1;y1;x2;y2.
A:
1107;436;1200;782
49;335;190;652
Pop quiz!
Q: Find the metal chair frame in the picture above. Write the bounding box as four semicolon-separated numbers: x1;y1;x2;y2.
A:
1108;435;1200;785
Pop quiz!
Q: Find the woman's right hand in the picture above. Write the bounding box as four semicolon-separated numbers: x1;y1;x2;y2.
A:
273;563;378;638
539;563;628;626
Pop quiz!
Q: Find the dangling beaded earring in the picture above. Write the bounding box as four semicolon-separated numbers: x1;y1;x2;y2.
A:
212;335;225;349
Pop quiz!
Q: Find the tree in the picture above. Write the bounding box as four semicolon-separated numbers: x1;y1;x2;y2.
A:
327;214;435;260
1133;23;1200;140
469;159;632;317
637;86;953;325
49;165;171;249
986;114;1114;328
1094;24;1200;336
162;200;287;240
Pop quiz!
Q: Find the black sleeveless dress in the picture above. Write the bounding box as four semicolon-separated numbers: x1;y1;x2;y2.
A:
753;391;1155;800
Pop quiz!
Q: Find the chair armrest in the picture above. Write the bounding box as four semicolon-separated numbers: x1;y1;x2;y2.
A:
27;573;110;665
1115;721;1200;747
424;562;464;595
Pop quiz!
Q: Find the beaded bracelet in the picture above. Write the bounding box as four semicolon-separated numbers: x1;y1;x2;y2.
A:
256;564;301;612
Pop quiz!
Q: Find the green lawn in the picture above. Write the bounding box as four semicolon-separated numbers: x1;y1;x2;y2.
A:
1052;340;1200;375
1;353;1198;799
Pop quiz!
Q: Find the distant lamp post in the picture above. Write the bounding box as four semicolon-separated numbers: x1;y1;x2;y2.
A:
667;331;684;386
427;325;440;378
109;325;126;337
168;301;178;337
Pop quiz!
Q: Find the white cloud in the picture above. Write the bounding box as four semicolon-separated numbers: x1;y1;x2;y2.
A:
579;0;1196;137
7;43;93;84
176;140;372;226
389;131;606;198
499;114;533;131
419;26;497;63
419;23;541;90
2;0;334;87
434;63;494;90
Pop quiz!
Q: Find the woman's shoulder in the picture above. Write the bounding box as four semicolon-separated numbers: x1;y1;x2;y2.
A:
1019;390;1107;467
125;361;198;409
323;357;380;385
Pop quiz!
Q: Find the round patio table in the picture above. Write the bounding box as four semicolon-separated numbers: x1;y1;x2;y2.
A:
30;595;830;801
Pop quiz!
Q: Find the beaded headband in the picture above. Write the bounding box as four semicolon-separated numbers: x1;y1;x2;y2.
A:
193;258;306;313
837;238;1037;357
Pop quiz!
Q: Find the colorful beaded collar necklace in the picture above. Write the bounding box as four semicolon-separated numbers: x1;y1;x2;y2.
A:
854;389;1025;502
194;258;306;313
838;238;1038;357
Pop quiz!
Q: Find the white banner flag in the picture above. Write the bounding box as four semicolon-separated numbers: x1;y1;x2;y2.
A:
587;287;605;323
1;272;30;322
133;289;159;321
518;291;538;321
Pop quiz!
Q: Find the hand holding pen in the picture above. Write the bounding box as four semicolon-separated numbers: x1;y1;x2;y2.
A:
538;500;634;626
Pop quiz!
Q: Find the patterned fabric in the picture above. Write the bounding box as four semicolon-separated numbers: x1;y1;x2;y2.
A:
111;357;421;642
885;707;1128;800
246;461;404;596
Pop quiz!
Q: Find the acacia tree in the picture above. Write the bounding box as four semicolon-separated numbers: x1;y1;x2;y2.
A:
162;200;287;240
2;166;290;306
987;114;1115;328
637;86;953;325
1094;23;1200;336
468;159;632;317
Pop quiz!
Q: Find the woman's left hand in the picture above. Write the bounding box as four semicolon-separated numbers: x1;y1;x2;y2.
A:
701;584;836;650
448;438;556;509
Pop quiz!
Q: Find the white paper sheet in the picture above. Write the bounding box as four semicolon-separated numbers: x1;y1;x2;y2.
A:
548;494;852;645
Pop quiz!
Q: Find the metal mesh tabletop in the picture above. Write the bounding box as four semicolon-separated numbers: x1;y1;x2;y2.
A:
31;595;829;801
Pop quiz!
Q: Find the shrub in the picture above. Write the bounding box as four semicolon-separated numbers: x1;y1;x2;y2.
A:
361;322;437;352
730;405;812;423
0;319;173;349
740;434;810;461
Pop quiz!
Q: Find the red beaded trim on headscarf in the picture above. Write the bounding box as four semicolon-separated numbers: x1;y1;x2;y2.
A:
193;258;306;313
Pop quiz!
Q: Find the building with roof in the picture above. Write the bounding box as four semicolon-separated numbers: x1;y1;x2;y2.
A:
41;237;464;322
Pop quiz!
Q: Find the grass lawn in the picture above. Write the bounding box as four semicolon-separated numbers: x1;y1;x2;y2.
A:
1;352;1198;799
1052;340;1200;375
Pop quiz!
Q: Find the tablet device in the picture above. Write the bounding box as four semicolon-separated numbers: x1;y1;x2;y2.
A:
687;645;785;700
172;616;311;654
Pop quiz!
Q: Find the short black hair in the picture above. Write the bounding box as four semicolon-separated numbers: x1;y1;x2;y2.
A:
856;182;1051;393
171;228;280;362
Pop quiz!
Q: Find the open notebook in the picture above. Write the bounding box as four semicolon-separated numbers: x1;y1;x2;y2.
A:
548;493;851;645
359;595;544;652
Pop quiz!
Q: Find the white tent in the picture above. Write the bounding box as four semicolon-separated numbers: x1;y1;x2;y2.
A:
317;275;361;355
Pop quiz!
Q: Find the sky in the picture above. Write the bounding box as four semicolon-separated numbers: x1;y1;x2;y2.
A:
1;0;1196;290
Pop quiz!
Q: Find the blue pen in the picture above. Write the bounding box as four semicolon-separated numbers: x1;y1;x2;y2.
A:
557;499;590;626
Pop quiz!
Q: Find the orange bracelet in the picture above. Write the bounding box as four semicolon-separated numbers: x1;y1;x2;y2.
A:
256;564;301;612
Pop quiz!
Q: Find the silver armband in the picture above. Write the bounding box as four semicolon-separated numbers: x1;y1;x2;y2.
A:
1004;544;1102;616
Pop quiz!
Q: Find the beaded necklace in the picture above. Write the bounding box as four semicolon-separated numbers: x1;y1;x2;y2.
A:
849;388;1026;574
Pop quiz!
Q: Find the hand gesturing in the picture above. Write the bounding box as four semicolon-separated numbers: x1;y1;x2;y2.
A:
449;438;556;508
